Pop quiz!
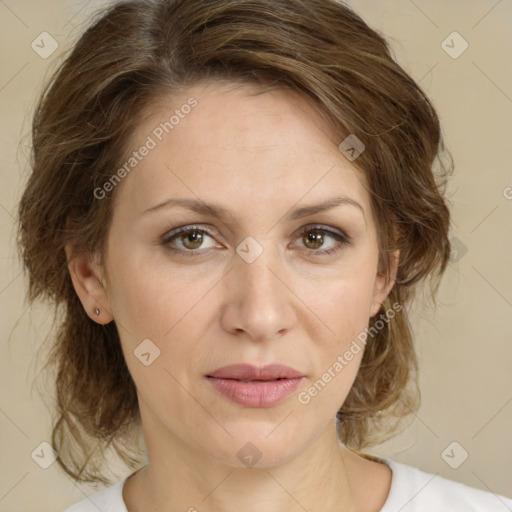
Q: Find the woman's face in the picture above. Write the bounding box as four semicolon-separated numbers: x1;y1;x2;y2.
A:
95;81;396;467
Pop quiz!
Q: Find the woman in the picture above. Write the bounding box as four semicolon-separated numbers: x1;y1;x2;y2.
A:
16;0;512;510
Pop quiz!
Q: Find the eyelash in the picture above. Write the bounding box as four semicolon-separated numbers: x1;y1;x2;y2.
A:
160;224;350;258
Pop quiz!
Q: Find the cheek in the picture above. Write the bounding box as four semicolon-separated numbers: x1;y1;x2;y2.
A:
295;277;375;415
296;254;378;397
311;278;373;375
106;252;218;385
107;241;212;341
107;227;379;391
301;256;378;346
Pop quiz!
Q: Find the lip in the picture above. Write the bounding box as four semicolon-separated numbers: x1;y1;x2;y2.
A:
207;363;304;380
206;364;304;407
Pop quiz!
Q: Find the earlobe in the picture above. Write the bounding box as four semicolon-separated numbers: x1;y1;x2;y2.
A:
65;244;113;324
370;250;399;318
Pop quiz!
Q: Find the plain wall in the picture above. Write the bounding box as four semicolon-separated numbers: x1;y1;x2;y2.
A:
0;0;511;510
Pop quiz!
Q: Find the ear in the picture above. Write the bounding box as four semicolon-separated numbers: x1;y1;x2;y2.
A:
65;244;113;325
369;250;399;318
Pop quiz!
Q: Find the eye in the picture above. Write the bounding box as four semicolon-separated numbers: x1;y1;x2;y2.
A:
293;225;349;256
160;224;350;257
161;225;220;256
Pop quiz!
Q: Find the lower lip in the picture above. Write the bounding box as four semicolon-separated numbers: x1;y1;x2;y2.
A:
207;377;303;407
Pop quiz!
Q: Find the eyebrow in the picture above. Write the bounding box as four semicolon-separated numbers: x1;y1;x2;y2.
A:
142;196;365;222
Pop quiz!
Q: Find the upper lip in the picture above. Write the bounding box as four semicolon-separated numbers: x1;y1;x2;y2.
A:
207;364;304;380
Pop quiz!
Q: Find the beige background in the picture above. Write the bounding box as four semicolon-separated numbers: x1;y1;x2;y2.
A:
1;0;511;510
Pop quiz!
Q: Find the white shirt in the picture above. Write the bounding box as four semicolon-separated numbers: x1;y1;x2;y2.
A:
62;458;512;511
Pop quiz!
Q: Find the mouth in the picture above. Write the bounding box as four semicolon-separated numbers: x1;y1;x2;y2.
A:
210;376;292;383
206;363;304;381
206;364;304;407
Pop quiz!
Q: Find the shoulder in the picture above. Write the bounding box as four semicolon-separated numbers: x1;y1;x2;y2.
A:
380;458;512;512
61;479;127;512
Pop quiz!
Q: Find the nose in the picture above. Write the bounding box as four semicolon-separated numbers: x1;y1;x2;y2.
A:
220;243;296;342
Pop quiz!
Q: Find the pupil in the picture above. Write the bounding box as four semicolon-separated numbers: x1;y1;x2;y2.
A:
184;231;203;249
305;231;323;249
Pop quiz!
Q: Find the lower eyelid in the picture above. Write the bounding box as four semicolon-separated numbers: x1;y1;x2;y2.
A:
161;225;349;255
162;229;217;251
294;229;348;254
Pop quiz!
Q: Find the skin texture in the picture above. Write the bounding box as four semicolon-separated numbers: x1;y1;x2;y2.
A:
66;81;397;512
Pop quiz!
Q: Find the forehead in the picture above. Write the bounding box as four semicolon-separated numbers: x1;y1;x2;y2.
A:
111;81;371;224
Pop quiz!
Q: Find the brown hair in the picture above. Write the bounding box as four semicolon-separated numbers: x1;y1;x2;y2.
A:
17;0;452;485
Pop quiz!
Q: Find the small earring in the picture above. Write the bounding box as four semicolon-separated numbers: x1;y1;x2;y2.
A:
94;308;100;316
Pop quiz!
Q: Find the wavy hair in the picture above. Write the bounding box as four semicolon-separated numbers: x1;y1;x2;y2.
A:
17;0;452;484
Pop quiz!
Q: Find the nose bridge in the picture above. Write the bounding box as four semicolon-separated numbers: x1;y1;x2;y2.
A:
222;236;293;339
240;240;280;298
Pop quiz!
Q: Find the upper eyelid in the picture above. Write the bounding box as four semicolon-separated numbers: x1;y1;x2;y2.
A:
162;223;349;244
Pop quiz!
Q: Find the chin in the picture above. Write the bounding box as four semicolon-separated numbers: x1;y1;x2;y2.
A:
201;422;313;470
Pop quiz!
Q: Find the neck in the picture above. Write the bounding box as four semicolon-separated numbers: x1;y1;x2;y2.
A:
124;418;359;512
